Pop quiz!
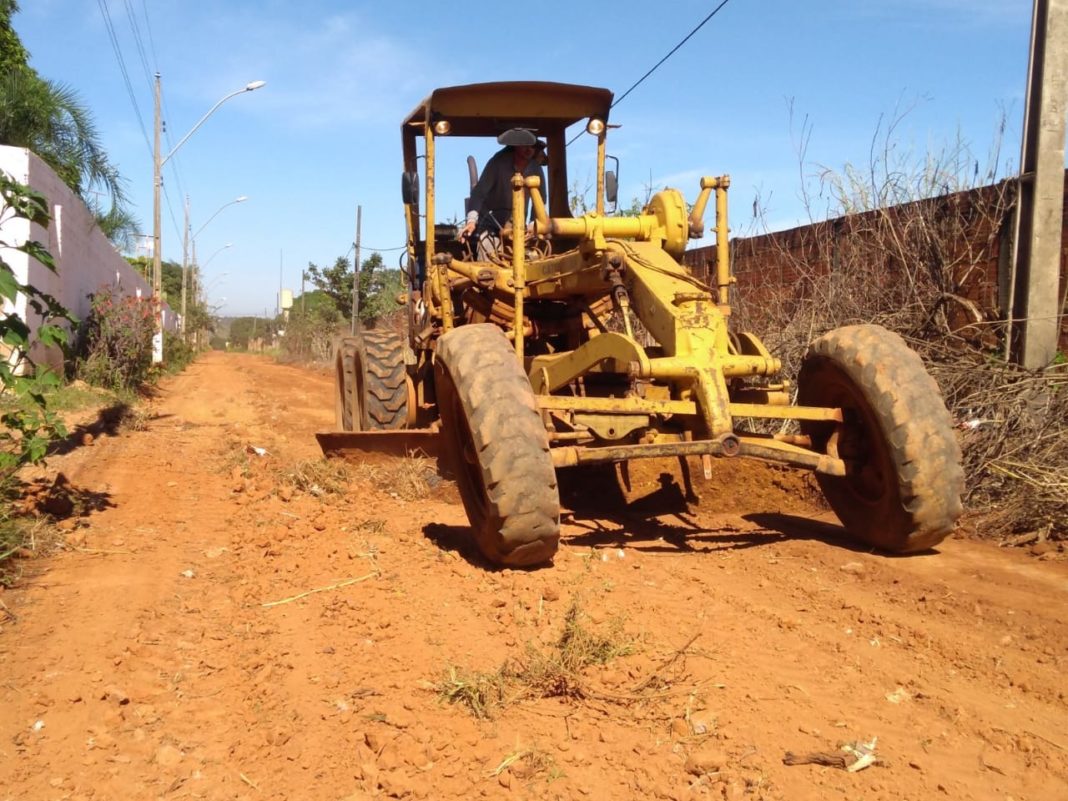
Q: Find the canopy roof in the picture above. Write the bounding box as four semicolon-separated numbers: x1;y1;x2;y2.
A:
402;81;613;138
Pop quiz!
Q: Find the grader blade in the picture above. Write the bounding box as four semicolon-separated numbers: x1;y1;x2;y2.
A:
316;429;441;461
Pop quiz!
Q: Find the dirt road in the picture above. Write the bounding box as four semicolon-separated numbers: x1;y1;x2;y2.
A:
1;352;1065;801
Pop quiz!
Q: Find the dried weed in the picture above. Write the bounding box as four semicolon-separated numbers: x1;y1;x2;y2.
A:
347;456;439;502
281;458;353;497
717;115;1065;541
438;599;633;718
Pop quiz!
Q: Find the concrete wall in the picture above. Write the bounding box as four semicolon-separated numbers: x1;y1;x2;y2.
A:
0;146;177;373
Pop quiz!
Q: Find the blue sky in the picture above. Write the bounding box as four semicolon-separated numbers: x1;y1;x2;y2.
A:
14;0;1032;316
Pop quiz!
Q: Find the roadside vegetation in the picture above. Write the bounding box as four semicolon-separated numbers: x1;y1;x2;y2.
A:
0;0;138;247
209;251;404;362
439;599;633;720
0;6;204;580
734;109;1065;543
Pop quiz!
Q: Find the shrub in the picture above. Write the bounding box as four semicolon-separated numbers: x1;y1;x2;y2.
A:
76;285;154;390
163;334;196;373
0;170;71;476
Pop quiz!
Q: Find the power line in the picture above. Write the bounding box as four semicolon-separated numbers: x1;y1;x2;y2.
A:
95;0;152;157
344;242;406;257
567;0;734;146
119;0;189;206
139;0;160;70
612;0;733;110
121;0;153;96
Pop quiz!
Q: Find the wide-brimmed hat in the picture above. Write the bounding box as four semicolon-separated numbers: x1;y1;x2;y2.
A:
497;128;538;147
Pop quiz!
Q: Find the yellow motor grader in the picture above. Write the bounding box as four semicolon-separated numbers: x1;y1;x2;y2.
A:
318;81;963;567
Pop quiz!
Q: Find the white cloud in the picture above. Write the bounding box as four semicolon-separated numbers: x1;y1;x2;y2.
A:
164;9;461;131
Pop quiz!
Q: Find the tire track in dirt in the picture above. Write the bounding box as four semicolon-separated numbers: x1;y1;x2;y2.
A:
0;352;1065;801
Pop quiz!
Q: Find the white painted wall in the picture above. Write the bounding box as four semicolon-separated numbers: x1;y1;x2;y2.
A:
0;146;177;373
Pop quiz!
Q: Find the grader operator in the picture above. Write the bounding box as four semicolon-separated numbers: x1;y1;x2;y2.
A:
319;81;964;568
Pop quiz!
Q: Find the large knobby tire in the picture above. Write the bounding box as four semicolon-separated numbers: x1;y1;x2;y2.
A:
797;324;964;553
435;324;560;567
334;331;408;431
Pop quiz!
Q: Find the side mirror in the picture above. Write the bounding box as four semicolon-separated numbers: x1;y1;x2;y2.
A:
401;171;419;205
605;155;620;212
605;170;618;205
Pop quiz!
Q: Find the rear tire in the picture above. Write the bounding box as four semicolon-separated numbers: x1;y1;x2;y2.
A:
435;324;560;566
334;331;409;431
797;324;963;553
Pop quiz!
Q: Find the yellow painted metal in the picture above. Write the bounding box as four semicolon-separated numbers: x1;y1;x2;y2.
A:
531;187;693;259
425;126;456;333
511;173;526;361
646;189;689;259
550;436;847;476
425;126;436;273
526;175;548;228
533;395;838;423
573;412;648;440
646;354;779;379
715;177;731;306
383;83;858;483
596;131;606;216
434;255;455;331
730;403;842;422
536;394;697;416
529;332;651;394
687;176;724;236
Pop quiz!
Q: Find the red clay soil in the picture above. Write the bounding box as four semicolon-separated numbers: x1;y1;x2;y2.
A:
1;351;1065;801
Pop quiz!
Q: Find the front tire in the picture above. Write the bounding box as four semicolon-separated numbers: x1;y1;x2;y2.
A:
797;324;964;552
334;331;409;431
435;324;560;567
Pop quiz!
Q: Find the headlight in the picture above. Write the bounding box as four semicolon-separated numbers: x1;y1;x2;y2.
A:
586;118;605;136
433;120;452;135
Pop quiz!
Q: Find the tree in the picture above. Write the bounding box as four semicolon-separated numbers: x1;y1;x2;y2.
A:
126;256;182;303
304;255;353;317
0;1;28;75
93;205;141;253
228;317;274;350
305;251;404;324
283;290;343;361
0;1;132;245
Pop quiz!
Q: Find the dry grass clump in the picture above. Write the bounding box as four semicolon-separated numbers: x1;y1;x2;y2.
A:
722;119;1065;541
518;601;632;700
347;456;439;502
488;745;562;784
281;458;353;497
925;351;1066;540
438;665;510;720
438;599;632;719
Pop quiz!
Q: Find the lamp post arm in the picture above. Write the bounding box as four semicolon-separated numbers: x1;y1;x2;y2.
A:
161;82;265;166
193;197;246;241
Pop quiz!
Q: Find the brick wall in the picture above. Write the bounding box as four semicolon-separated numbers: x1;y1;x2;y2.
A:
683;172;1068;347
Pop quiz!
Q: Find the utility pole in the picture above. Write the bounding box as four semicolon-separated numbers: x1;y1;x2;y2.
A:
180;194;190;340
278;250;283;316
152;73;164;363
352;204;362;334
190;238;198;348
1007;0;1068;368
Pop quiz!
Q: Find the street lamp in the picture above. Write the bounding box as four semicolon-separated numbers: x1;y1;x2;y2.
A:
189;244;231;314
193;196;248;241
182;195;247;331
202;243;232;270
152;76;265;362
205;273;229;293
